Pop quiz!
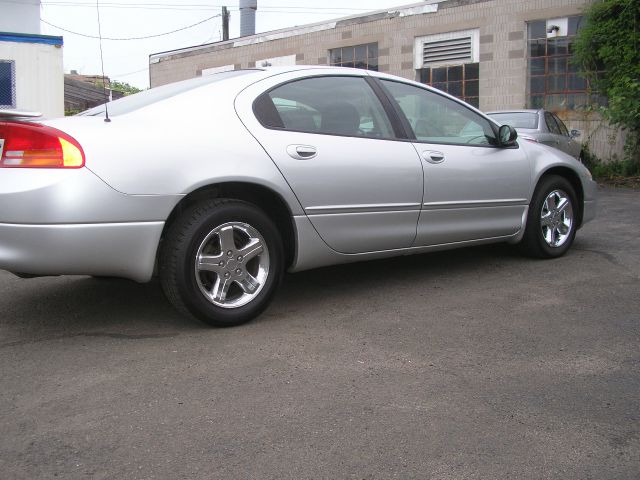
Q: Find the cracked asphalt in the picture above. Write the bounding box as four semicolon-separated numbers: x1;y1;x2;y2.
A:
0;187;638;479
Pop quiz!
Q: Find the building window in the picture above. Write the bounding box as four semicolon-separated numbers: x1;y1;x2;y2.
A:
0;60;16;109
418;63;479;108
527;16;599;112
329;43;378;71
414;30;480;108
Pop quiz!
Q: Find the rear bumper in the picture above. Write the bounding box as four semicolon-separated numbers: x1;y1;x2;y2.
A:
0;221;164;282
0;167;182;281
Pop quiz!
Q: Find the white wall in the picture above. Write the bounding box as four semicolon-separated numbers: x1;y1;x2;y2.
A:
255;54;296;67
201;64;234;76
0;41;64;118
0;0;41;34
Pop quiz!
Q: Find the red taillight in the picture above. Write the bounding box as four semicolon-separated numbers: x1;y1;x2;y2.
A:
0;121;85;168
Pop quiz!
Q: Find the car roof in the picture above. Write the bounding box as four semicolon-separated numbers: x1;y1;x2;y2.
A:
260;65;364;74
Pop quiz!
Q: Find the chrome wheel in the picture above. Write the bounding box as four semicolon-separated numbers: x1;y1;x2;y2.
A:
540;189;573;248
195;222;269;309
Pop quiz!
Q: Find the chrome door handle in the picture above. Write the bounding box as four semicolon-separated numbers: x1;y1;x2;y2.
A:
422;150;445;164
287;145;317;160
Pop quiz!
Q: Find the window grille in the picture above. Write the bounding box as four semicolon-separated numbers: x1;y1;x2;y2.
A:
0;60;16;109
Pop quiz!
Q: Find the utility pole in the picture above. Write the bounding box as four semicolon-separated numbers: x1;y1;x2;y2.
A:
222;6;230;41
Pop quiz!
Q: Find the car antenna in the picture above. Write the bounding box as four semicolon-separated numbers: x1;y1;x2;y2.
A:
96;0;111;122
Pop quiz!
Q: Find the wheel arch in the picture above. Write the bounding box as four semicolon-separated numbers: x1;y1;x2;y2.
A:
159;182;296;270
536;166;585;228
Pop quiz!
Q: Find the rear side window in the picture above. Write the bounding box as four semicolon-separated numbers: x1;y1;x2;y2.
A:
254;76;395;139
545;112;561;135
553;113;570;136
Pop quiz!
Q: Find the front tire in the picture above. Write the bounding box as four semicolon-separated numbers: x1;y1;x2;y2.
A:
160;199;284;327
519;175;578;258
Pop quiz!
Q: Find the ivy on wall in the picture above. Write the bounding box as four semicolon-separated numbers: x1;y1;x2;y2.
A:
573;0;640;170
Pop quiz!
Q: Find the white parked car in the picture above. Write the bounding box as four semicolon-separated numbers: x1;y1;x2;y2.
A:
0;66;597;326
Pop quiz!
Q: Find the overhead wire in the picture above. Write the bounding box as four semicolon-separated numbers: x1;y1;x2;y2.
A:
41;13;221;40
7;0;375;13
111;66;149;77
26;0;383;85
34;1;374;10
39;0;372;40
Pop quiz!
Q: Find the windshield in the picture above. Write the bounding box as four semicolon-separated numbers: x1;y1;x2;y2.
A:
80;70;258;117
488;112;539;129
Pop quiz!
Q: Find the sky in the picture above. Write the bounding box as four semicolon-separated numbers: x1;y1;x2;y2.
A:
35;0;418;89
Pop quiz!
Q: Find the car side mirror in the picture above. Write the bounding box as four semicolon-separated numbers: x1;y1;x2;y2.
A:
570;129;581;138
498;124;518;147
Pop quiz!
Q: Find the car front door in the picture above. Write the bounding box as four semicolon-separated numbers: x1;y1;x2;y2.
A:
377;79;531;246
235;72;424;254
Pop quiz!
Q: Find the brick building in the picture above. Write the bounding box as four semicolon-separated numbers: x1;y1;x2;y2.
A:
64;72;124;113
149;0;623;160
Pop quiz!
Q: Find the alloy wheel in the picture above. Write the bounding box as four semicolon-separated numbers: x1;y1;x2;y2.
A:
540;189;573;248
194;222;270;308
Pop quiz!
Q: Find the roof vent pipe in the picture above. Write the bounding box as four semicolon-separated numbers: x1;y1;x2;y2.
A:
239;0;257;37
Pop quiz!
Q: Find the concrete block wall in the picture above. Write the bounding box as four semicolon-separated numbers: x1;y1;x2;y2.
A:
150;0;623;161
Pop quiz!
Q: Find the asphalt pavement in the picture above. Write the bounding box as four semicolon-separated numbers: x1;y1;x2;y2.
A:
1;186;638;479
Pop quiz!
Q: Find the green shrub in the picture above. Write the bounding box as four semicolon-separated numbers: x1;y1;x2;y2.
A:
582;144;640;187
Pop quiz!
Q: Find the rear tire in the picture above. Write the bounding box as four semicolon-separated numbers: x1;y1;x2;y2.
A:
160;199;284;327
519;175;578;259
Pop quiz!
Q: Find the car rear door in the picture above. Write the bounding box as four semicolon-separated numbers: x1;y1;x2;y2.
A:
377;79;531;246
235;71;424;254
542;111;567;153
552;113;581;158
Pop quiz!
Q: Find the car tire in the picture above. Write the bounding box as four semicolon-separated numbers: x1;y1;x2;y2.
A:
519;175;578;259
159;199;284;327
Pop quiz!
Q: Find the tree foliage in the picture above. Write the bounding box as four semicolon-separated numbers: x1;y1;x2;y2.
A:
573;0;640;164
110;80;143;96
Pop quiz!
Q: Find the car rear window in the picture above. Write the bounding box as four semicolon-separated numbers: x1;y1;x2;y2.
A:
488;112;539;129
79;70;258;117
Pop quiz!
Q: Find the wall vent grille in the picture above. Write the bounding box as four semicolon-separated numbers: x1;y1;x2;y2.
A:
423;36;472;66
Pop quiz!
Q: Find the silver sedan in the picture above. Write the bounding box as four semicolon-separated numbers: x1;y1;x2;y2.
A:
487;109;583;160
0;66;597;326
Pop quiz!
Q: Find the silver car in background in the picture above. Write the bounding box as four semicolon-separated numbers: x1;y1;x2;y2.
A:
487;109;583;161
0;67;597;327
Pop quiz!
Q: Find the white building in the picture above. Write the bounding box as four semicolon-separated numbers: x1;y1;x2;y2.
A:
0;0;64;118
0;0;41;34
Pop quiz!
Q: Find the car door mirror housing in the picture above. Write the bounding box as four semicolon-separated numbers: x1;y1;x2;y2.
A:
498;124;518;147
570;129;581;138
